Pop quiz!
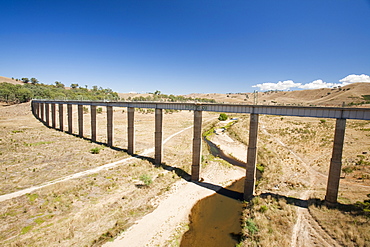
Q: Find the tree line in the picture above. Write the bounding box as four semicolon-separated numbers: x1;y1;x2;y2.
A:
0;81;119;104
1;79;217;104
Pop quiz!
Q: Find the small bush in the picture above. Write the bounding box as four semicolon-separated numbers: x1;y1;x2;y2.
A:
139;174;153;187
218;113;228;121
97;107;103;114
90;147;100;154
245;219;258;235
83;106;89;114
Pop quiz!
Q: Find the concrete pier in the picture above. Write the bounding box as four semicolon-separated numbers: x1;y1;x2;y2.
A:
244;113;259;200
127;107;135;154
191;110;202;181
45;103;50;126
40;103;44;122
78;105;83;137
155;108;163;165
51;104;56;128
67;104;73;134
325;118;346;204
107;106;113;147
59;104;63;131
91;105;97;142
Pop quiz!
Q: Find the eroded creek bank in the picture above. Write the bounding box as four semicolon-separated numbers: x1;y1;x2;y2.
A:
180;132;261;247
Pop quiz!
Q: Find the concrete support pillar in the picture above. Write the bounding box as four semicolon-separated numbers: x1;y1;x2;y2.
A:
244;113;259;200
31;102;35;116
191;110;203;181
51;103;56;128
67;104;73;134
78;105;83;137
40;103;44;122
34;102;38;118
127;107;135;154
107;106;113;147
325;118;346;204
91;105;97;142
59;104;63;131
45;103;50;126
155;108;163;164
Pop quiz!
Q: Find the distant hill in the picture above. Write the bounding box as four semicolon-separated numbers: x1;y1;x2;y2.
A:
185;83;370;107
0;76;23;85
3;75;369;107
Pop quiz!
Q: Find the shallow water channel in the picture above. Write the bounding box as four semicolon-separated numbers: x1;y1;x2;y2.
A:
180;178;244;247
180;137;249;247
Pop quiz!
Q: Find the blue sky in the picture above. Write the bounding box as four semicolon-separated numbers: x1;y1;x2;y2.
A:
1;0;370;94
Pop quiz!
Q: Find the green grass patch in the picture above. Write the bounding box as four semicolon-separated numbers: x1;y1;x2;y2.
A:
27;193;39;202
12;130;24;133
24;141;53;147
21;225;33;235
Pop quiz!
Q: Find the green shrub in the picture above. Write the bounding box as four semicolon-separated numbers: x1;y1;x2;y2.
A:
90;147;100;154
139;174;153;187
244;219;258;235
83;106;89;114
218;113;228;121
96;107;103;114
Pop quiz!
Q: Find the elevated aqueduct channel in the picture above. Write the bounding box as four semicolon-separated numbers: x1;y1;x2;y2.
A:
31;100;370;204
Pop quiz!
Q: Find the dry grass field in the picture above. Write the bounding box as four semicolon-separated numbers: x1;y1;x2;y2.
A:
227;114;370;246
1;95;370;246
0;102;218;246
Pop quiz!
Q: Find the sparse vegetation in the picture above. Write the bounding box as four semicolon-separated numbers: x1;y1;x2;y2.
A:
239;195;296;246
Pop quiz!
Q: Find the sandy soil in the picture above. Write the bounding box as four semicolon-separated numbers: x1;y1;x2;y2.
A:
104;166;244;247
104;120;245;246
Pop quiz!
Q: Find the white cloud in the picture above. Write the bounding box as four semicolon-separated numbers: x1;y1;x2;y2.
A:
252;80;301;91
252;74;370;91
298;79;341;89
339;74;370;85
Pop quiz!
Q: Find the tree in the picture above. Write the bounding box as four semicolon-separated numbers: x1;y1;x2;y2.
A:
70;83;79;89
154;90;161;95
21;78;29;83
30;78;39;84
55;81;65;88
218;113;228;121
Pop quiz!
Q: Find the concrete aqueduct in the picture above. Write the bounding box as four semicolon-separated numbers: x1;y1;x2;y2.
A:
31;100;370;204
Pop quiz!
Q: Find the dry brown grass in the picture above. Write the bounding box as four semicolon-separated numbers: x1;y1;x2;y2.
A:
309;199;370;247
0;102;217;246
227;114;370;246
239;195;296;246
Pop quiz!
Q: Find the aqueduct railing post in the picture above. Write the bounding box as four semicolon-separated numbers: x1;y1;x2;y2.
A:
244;113;259;200
325;118;346;204
127;107;135;154
155;108;163;165
191;110;202;181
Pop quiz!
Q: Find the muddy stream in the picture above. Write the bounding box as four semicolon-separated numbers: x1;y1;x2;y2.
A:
180;137;260;247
